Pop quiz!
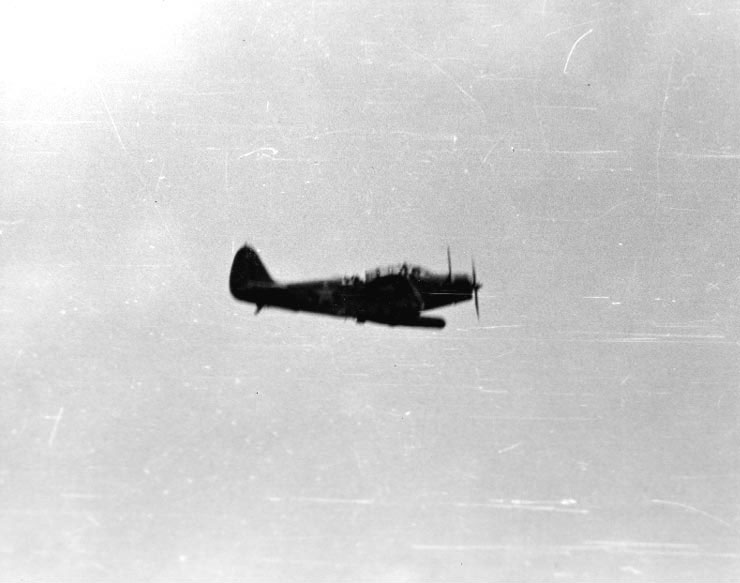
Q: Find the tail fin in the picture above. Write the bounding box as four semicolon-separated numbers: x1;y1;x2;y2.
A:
230;244;274;298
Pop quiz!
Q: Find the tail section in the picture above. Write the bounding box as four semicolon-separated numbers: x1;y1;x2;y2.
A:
229;244;274;299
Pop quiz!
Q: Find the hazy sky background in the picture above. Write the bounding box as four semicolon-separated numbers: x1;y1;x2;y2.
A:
2;1;739;581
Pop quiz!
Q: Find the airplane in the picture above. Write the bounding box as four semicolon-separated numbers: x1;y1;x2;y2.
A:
229;244;481;329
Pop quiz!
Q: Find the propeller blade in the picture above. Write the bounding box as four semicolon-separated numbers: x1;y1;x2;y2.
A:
447;246;452;282
472;258;480;320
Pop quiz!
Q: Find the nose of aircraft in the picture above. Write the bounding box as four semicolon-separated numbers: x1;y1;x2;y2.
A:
453;275;470;291
454;274;481;291
470;261;480;319
449;269;481;319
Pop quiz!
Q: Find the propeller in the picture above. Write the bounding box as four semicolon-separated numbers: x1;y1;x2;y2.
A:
472;258;480;319
447;246;452;282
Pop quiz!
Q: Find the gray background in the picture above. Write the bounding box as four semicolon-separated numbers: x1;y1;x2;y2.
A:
2;1;739;580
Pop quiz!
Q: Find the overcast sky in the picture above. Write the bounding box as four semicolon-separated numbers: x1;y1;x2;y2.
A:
2;1;739;581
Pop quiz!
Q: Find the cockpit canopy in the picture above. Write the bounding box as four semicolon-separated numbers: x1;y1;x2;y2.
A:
364;264;434;281
409;266;435;278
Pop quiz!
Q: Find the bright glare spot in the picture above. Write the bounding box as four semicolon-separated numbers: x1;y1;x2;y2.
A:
0;0;203;89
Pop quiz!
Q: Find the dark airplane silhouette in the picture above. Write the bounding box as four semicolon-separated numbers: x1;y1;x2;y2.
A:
229;245;480;329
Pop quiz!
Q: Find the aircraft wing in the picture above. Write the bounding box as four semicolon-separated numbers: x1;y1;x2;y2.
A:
363;274;424;313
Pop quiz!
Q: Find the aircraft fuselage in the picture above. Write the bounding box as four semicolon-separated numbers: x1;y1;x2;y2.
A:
229;245;480;329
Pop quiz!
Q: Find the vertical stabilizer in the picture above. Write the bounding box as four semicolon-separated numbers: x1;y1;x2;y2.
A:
229;245;274;298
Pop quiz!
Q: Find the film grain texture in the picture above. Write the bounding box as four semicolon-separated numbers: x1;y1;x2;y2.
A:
2;1;739;581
